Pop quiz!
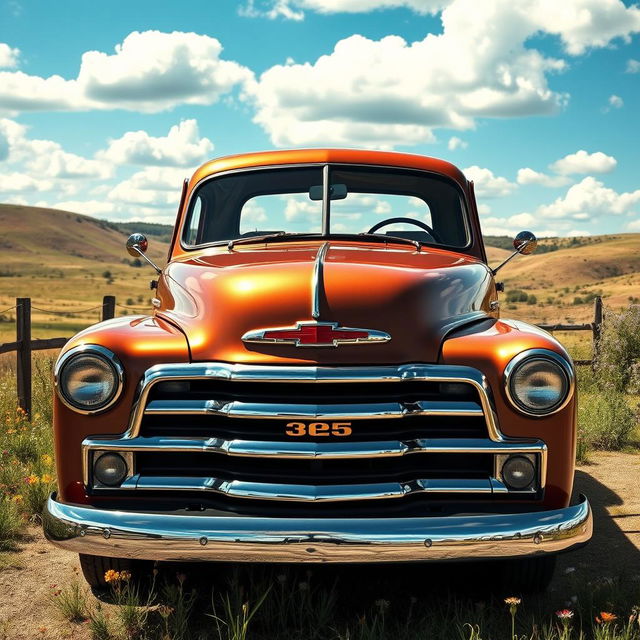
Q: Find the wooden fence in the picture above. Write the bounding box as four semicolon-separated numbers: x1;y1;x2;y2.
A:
0;295;604;417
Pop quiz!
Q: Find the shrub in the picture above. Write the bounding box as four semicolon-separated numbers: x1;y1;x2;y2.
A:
594;305;640;392
506;289;528;303
526;294;537;305
578;390;636;451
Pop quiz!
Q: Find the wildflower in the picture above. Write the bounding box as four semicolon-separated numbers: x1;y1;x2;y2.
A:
119;570;131;582
41;454;53;466
41;474;54;484
505;596;521;640
556;610;574;620
298;581;309;592
25;474;39;485
11;494;23;503
276;574;287;584
6;429;15;434
104;569;121;583
596;612;618;624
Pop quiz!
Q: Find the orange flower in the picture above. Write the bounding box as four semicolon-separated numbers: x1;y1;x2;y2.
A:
104;569;120;583
504;597;521;606
596;612;618;624
25;474;39;485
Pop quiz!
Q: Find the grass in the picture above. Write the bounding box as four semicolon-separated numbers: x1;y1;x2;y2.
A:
30;567;640;640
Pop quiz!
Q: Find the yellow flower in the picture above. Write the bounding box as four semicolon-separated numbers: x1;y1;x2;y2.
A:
11;494;23;503
41;454;53;466
41;474;54;484
104;569;120;583
119;570;132;582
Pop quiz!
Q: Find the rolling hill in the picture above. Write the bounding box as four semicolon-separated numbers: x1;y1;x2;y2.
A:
0;204;637;346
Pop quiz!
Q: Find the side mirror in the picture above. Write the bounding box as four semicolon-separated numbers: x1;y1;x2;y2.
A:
126;233;149;256
125;233;161;274
513;230;537;256
491;230;537;275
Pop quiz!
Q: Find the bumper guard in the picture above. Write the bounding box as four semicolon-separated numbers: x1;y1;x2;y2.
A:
43;493;592;563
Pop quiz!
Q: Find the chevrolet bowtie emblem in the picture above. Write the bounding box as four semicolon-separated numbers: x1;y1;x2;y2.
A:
241;321;391;348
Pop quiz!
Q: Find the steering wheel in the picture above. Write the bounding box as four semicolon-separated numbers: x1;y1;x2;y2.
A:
367;216;442;243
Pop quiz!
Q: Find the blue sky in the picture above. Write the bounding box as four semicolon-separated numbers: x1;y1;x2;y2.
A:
0;0;638;237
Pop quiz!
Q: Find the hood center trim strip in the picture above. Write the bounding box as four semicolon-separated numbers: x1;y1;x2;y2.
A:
312;242;330;320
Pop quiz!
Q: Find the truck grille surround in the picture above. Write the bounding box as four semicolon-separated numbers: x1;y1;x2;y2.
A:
83;363;547;517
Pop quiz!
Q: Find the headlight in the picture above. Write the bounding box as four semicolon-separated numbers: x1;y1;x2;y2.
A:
505;350;573;416
56;346;123;413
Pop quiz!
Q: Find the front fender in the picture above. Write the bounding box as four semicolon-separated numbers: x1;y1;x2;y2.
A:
440;318;577;510
53;315;190;502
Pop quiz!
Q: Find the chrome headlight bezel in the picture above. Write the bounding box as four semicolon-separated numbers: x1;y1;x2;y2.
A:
54;345;124;414
504;349;574;417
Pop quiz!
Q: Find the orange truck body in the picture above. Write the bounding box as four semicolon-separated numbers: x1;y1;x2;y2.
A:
44;149;591;585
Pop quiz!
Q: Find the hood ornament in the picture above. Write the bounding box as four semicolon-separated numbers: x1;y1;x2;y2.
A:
242;321;391;348
242;243;390;347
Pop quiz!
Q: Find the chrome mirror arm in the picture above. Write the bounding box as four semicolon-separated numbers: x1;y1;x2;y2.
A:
490;231;537;276
130;245;162;274
126;233;162;274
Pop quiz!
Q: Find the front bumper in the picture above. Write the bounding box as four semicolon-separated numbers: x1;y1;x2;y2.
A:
43;493;592;563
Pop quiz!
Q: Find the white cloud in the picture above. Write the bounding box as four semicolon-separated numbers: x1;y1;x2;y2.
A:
246;0;640;147
0;172;54;193
240;0;449;18
536;176;640;220
549;149;617;175
626;59;640;73
448;136;467;150
107;167;187;209
608;94;624;109
0;31;252;114
0;117;112;180
0;43;19;68
463;165;516;198
480;213;559;237
517;168;571;187
626;218;640;232
100;120;213;167
53;200;117;217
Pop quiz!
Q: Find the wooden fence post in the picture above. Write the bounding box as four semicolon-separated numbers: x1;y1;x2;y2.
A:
102;295;116;321
16;297;32;418
592;296;603;362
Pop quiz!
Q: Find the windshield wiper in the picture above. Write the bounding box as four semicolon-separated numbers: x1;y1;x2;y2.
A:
227;232;322;250
357;233;421;251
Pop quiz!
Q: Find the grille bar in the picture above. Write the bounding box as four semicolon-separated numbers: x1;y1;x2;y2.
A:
119;475;508;502
84;436;546;461
127;363;499;440
143;399;484;420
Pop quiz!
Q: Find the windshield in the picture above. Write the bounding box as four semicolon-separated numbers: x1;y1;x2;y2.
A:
181;165;469;249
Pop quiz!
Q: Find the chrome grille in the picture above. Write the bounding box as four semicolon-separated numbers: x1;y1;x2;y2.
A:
83;363;547;510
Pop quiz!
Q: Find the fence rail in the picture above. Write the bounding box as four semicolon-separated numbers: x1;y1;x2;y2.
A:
0;295;603;417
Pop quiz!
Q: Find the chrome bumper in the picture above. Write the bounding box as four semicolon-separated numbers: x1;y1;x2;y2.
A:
43;493;592;563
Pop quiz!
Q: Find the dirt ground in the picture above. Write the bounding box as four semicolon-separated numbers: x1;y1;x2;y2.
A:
1;452;639;640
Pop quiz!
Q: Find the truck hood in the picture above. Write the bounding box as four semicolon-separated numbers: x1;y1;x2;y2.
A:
156;242;496;364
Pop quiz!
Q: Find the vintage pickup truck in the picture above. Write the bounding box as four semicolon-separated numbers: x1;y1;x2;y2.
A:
44;149;592;591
